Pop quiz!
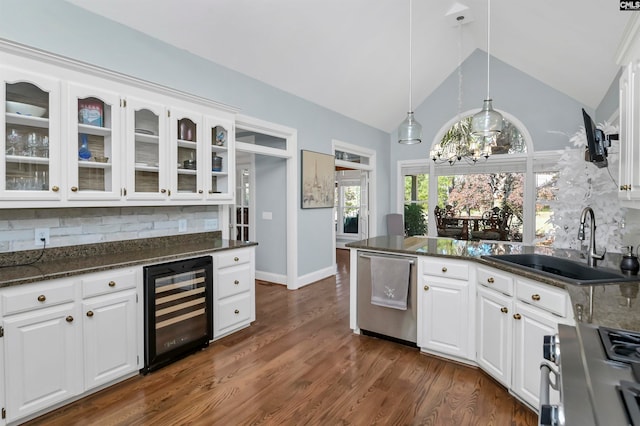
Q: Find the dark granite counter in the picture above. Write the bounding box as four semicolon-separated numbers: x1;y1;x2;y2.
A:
347;236;640;331
0;232;257;288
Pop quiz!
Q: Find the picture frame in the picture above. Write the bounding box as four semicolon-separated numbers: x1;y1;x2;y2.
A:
301;149;335;209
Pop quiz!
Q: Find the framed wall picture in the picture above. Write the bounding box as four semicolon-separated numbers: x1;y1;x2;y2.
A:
301;149;335;209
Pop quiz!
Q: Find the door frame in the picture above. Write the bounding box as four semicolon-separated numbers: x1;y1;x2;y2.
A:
235;114;298;289
332;140;376;268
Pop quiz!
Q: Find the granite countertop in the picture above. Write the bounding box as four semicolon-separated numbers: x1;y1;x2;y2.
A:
0;232;257;288
347;236;640;331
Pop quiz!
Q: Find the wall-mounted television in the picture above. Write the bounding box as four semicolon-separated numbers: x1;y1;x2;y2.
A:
582;108;608;168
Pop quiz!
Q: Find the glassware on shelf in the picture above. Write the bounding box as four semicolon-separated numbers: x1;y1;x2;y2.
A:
78;133;92;160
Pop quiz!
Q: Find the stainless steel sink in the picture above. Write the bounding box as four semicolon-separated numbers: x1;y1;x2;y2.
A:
481;253;638;285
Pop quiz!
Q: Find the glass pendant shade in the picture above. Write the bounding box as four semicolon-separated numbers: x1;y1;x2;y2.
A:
471;99;503;137
398;111;422;144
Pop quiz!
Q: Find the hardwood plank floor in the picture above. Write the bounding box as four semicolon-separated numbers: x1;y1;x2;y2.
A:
25;249;537;426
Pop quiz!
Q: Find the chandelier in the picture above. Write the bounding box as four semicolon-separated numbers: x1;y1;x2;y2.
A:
430;15;495;165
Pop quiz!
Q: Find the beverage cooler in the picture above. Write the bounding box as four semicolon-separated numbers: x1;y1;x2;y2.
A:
142;256;213;373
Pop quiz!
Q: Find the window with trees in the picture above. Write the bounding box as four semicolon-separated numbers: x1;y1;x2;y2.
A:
401;114;557;245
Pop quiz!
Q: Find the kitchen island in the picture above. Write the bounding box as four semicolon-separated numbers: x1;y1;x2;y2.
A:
347;235;640;331
347;235;640;415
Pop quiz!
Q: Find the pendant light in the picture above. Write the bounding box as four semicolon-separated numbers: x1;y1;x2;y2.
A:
398;0;422;144
471;0;503;137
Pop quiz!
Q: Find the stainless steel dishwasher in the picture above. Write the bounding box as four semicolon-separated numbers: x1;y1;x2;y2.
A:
357;250;417;345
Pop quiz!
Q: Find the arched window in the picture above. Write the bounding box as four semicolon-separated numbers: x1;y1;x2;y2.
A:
400;112;559;245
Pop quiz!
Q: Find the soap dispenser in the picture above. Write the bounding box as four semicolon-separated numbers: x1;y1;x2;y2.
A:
620;245;640;275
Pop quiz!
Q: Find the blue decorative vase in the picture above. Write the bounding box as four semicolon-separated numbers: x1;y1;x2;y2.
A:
78;134;92;160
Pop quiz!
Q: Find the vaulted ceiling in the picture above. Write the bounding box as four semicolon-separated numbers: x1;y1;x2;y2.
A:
65;0;631;132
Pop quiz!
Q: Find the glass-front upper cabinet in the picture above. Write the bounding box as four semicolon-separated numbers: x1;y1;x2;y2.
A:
1;68;61;200
204;116;234;201
124;97;168;201
169;107;203;200
67;83;122;200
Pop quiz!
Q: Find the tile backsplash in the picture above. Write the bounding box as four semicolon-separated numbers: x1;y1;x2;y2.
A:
0;205;220;252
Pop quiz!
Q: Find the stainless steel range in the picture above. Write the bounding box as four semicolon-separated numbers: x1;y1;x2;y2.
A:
541;323;640;425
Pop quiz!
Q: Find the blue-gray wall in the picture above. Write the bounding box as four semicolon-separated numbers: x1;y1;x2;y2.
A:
389;49;595;210
0;0;391;280
597;68;623;122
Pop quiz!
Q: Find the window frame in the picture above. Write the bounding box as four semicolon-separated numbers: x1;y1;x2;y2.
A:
396;111;563;245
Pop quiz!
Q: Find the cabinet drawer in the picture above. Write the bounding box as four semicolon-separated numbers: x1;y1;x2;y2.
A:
477;267;514;296
516;279;569;317
217;248;252;269
218;266;252;299
81;268;137;299
422;258;469;280
217;293;251;331
1;279;76;315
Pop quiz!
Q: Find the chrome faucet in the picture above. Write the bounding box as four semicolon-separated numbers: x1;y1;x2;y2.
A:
578;207;606;267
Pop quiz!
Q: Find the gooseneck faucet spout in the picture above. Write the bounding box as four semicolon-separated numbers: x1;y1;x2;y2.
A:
578;207;606;267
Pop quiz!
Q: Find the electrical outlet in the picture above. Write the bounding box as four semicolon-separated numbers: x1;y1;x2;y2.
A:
35;228;50;246
178;219;187;233
204;219;218;230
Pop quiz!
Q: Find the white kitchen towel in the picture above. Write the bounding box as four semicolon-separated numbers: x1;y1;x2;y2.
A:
370;256;411;310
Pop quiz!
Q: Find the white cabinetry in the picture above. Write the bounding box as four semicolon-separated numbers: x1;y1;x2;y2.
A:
1;67;62;201
67;83;123;201
80;269;139;391
476;266;572;410
617;16;640;204
477;285;512;387
0;44;238;207
0;279;82;424
0;268;141;424
213;247;255;339
419;258;474;361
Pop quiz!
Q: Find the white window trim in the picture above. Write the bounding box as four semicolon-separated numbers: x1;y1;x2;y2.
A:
397;110;567;245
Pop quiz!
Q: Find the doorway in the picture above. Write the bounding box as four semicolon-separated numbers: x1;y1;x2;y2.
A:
235;116;297;289
332;140;376;263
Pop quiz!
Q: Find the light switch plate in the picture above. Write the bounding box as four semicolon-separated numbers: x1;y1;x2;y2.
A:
204;219;218;230
178;219;187;233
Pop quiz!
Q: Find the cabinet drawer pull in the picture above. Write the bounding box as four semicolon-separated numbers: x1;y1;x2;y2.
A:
37;294;46;302
531;294;541;301
198;189;203;194
487;277;495;284
71;186;78;192
424;285;429;291
208;190;214;194
52;185;59;192
441;267;447;273
500;307;508;313
108;281;116;287
160;188;167;194
234;257;239;262
234;309;240;314
86;311;94;317
234;280;240;285
66;315;74;323
513;313;522;320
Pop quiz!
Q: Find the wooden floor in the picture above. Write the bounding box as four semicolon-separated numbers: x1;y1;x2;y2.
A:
26;249;537;426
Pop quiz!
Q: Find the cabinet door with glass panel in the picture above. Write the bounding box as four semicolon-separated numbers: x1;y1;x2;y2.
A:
67;83;122;200
124;97;168;201
1;67;61;201
168;107;203;201
204;116;234;201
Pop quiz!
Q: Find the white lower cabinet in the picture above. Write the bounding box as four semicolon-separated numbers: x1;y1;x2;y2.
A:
419;258;474;361
512;301;559;408
82;289;138;390
476;266;571;410
213;247;256;339
0;268;141;424
476;285;512;387
3;302;83;423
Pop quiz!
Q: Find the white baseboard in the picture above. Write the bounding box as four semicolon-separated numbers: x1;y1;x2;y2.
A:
293;264;337;289
255;270;287;285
